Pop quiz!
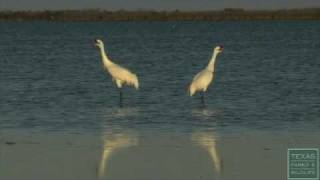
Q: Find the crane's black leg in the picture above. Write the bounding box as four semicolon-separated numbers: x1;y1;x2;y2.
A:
119;89;123;107
201;92;206;107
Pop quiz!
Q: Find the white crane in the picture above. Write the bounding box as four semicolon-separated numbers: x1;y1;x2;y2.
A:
95;39;139;106
189;46;223;104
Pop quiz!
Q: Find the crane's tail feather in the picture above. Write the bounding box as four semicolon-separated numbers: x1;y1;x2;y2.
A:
125;73;139;90
189;84;196;96
132;74;139;90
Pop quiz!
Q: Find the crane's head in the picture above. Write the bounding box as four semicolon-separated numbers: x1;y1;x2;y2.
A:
214;45;223;54
94;38;104;48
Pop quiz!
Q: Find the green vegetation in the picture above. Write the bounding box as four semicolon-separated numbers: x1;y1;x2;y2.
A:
0;8;320;21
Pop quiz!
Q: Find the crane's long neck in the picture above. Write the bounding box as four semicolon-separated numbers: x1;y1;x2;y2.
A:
99;45;113;66
206;51;218;72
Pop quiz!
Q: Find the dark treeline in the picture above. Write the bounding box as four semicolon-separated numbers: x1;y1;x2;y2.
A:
0;8;320;21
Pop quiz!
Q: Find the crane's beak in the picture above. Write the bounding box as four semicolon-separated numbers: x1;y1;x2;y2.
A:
219;46;224;52
94;39;99;47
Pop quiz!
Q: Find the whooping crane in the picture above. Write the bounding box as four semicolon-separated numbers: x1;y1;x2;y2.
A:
189;46;223;104
95;39;139;106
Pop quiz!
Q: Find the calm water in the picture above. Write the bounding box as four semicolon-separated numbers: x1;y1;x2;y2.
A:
0;21;319;135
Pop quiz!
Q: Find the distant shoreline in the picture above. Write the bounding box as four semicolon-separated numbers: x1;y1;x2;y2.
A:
0;8;320;21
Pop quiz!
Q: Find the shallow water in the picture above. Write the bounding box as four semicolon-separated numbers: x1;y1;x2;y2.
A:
0;129;319;180
0;21;320;179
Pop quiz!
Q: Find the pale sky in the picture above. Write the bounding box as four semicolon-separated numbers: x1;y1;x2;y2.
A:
0;0;319;10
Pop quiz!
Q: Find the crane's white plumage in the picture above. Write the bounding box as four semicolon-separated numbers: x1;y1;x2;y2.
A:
189;46;223;96
95;39;139;90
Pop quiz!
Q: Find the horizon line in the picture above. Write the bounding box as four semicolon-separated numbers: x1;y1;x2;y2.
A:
1;7;320;12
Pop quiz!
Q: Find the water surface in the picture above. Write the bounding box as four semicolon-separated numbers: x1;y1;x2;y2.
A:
0;21;319;180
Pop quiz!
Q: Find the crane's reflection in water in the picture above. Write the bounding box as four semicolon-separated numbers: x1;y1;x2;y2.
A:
191;132;222;176
97;107;223;180
98;107;140;178
98;131;139;178
191;107;222;177
191;107;221;120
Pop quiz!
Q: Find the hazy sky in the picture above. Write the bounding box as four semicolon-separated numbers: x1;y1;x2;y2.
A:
0;0;319;10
